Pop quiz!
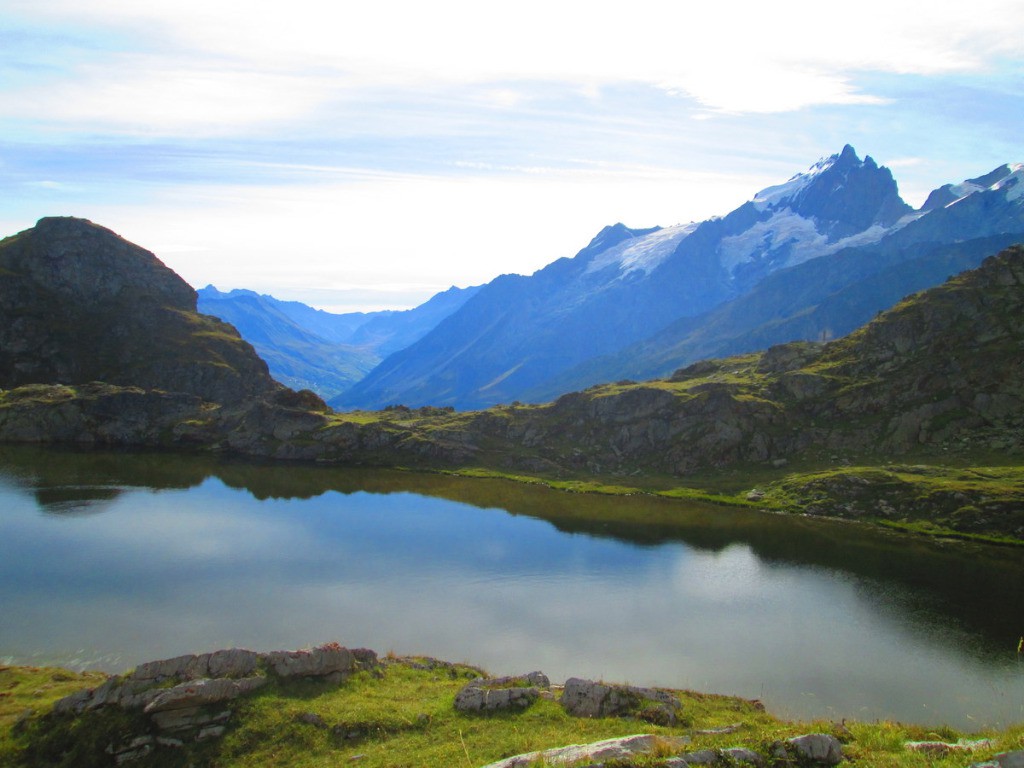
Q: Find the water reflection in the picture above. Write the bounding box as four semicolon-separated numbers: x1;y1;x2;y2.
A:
0;446;1022;728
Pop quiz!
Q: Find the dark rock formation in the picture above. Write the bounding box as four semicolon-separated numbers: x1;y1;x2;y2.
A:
0;217;279;405
51;643;378;757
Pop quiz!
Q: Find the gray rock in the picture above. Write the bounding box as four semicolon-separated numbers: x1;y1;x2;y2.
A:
905;738;993;757
971;751;1024;768
144;676;267;713
479;733;689;768
721;747;765;766
672;749;719;765
197;725;226;741
131;654;200;682
772;733;842;765
454;672;550;713
150;707;232;733
265;644;355;679
560;677;682;725
207;648;261;678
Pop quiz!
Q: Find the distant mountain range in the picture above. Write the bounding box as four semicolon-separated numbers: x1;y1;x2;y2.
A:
195;146;1024;411
334;146;1024;410
197;283;479;399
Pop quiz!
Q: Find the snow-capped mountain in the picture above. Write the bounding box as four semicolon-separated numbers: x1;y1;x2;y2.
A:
334;147;1024;411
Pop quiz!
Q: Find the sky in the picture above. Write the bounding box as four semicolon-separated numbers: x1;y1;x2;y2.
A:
2;1;1023;312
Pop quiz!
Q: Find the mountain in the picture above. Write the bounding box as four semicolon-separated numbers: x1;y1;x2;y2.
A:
0;217;279;406
336;148;1024;411
197;283;480;398
196;287;379;398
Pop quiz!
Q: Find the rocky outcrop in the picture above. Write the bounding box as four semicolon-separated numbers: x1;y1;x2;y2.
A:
0;217;279;405
52;643;377;756
480;731;844;768
454;672;551;713
479;733;691;768
560;677;683;726
773;733;843;765
972;751;1024;768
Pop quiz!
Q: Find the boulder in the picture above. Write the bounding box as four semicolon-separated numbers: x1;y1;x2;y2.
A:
143;676;267;714
971;751;1024;768
479;733;689;768
772;733;843;765
666;747;765;766
560;677;682;725
264;644;356;679
454;672;550;713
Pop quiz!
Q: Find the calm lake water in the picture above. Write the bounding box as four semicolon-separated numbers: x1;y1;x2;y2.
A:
1;446;1022;729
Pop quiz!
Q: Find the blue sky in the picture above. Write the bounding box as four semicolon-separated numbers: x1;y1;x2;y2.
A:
2;1;1022;312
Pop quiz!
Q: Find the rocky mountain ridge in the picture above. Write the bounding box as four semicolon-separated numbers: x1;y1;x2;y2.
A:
196;283;480;398
0;217;280;406
336;149;1024;410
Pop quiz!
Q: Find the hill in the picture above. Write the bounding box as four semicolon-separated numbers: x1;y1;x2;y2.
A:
0;217;279;406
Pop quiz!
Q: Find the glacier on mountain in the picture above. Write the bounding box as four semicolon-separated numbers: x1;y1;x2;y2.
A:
584;222;698;277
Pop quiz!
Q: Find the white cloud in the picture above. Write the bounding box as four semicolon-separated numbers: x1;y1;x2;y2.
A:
8;164;765;309
7;0;1024;131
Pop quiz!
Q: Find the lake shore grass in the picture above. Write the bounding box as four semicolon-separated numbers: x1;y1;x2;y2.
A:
3;658;1023;768
437;459;1024;547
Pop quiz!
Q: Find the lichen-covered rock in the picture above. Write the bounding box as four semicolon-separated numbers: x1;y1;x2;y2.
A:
143;676;267;714
454;672;550;712
971;751;1024;768
560;677;682;725
772;733;843;765
479;733;689;768
264;644;356;679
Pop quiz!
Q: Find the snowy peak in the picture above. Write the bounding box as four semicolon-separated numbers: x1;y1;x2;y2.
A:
921;163;1024;212
753;145;911;240
584;222;698;278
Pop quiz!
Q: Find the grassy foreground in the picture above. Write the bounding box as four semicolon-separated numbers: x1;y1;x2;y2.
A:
3;658;1023;768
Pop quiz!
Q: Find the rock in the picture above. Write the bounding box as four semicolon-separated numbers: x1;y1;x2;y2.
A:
143;676;267;714
971;751;1024;768
667;749;718;765
197;725;226;741
721;747;766;765
265;644;356;679
296;712;328;728
772;733;842;765
479;733;689;768
667;747;766;766
560;677;682;725
150;707;232;733
454;672;550;713
0;216;280;406
207;648;262;678
906;739;992;757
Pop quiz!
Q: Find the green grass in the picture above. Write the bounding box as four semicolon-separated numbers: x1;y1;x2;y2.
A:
3;658;1024;767
0;665;107;766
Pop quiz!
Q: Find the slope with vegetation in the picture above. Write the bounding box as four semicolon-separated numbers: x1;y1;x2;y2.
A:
3;647;1023;768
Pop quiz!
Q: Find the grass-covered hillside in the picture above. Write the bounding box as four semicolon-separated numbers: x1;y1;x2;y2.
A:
3;649;1023;768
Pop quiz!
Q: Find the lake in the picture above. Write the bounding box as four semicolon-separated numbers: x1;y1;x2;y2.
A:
1;445;1022;729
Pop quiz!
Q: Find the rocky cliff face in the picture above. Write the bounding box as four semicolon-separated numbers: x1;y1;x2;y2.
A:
0;217;279;405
